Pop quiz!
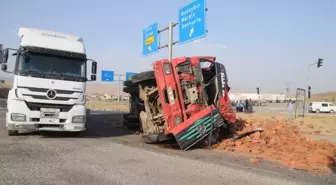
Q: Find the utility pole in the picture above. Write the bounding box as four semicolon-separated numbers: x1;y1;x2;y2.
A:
306;58;324;113
285;82;291;99
307;58;324;100
0;44;3;62
158;22;178;61
143;0;206;61
256;87;260;110
114;73;125;102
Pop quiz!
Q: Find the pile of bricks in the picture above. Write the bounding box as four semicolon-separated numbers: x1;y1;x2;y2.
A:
216;117;336;173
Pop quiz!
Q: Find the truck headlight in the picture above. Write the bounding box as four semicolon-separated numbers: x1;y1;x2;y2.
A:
11;113;26;122
167;87;175;104
15;89;24;100
163;63;171;75
175;116;182;125
76;94;85;104
72;115;86;123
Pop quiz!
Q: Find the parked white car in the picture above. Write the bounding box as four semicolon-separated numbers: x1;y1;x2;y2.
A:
308;102;336;113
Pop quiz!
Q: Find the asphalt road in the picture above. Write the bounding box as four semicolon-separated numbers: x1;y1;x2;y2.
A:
0;109;335;185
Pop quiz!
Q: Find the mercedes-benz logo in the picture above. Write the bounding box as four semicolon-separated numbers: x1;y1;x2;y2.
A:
46;89;57;100
196;124;206;134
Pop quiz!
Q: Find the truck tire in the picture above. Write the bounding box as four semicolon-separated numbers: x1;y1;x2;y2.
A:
123;86;139;93
8;130;18;136
131;71;155;84
123;80;133;87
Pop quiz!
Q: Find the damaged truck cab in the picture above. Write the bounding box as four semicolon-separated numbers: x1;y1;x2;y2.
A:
123;56;236;150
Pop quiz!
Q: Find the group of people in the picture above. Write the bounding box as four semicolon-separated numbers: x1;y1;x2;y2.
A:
233;98;296;120
235;99;254;113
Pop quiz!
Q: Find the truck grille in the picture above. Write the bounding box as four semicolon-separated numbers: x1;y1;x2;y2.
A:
25;102;73;112
30;95;75;101
18;86;81;102
25;87;78;94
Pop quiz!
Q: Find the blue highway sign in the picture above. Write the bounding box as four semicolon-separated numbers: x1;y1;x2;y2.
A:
142;23;159;56
101;70;114;82
126;72;136;80
178;0;207;44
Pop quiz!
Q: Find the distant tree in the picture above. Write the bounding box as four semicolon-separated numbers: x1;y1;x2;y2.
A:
332;97;335;103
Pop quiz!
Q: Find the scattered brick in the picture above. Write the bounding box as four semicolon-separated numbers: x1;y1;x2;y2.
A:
216;118;336;173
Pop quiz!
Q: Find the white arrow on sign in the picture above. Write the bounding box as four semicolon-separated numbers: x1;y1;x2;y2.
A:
189;27;194;37
148;46;152;52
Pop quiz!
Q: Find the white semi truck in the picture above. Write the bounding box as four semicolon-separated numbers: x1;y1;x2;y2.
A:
0;28;97;136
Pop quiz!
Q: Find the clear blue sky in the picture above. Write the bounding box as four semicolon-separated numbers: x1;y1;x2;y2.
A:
0;0;335;93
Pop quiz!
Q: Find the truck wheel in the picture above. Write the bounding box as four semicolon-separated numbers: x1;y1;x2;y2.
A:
123;86;139;93
316;109;320;113
139;111;158;144
131;71;155;84
8;130;18;136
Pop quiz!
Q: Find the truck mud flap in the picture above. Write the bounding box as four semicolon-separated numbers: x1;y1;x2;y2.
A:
172;106;225;151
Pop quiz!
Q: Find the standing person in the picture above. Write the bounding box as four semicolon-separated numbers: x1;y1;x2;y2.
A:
238;100;243;112
235;101;239;112
245;99;249;113
287;99;294;120
249;99;253;112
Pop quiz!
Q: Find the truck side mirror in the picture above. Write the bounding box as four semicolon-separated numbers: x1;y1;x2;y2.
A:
2;49;9;64
87;59;97;81
0;44;3;63
91;74;96;81
1;64;7;72
91;61;97;74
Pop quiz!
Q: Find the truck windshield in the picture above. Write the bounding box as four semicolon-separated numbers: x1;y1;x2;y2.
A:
16;52;86;81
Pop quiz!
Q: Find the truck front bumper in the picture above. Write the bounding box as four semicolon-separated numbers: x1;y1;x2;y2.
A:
171;105;225;151
6;100;86;132
6;123;85;132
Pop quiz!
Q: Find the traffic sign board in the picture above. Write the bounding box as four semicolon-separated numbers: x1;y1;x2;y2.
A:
126;72;136;80
101;70;114;82
178;0;207;44
143;23;159;56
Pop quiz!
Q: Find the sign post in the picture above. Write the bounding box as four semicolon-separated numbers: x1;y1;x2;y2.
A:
101;70;124;102
101;70;114;82
126;72;136;80
178;0;207;44
114;74;125;102
142;0;207;61
143;23;159;56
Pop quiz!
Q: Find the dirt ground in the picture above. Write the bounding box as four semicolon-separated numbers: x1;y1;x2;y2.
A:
85;100;129;112
215;115;336;174
310;91;336;102
86;100;336;138
237;112;336;138
0;84;11;98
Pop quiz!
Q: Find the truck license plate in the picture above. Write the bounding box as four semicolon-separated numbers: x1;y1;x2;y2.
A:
40;118;59;124
41;108;60;113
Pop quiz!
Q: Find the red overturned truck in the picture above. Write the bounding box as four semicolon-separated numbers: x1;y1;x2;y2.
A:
123;56;236;150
